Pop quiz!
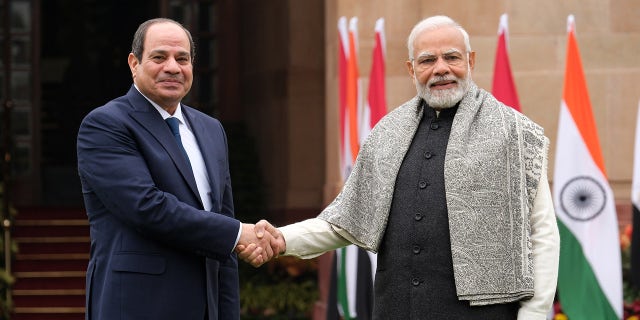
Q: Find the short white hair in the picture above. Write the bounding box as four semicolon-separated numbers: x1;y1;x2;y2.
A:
407;15;472;60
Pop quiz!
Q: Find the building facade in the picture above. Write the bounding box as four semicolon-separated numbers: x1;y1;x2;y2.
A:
1;0;639;318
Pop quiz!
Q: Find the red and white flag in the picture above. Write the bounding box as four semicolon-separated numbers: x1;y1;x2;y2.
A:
337;16;350;181
360;18;387;143
491;13;521;111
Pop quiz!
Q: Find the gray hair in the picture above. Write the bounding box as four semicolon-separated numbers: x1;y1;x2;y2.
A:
131;18;196;63
407;15;471;60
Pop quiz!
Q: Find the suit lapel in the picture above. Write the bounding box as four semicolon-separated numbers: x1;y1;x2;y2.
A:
126;87;202;207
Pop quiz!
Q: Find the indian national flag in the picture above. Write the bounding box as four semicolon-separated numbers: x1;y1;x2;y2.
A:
333;17;386;320
337;16;361;181
335;16;364;320
491;13;521;112
553;15;622;319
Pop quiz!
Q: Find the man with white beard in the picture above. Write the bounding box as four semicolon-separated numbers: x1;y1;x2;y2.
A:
239;15;560;320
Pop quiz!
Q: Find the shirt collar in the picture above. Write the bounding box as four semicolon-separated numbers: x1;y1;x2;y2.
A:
133;84;185;124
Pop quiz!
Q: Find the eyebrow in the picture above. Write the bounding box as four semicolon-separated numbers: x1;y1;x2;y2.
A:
416;48;463;59
148;49;190;57
444;48;462;55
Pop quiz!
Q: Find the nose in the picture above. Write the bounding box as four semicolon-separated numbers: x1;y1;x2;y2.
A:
432;56;450;76
163;57;181;73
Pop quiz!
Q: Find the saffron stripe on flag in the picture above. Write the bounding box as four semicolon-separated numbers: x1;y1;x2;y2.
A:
553;14;622;320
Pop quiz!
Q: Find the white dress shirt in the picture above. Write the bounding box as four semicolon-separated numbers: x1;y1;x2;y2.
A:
147;101;213;212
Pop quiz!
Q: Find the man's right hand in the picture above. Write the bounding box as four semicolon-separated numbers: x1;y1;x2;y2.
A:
236;220;285;267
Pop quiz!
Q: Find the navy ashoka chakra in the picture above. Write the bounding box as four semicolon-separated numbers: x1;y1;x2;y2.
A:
559;175;606;222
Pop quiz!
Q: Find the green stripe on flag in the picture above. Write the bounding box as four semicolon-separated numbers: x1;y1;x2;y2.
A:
557;220;618;319
337;247;352;320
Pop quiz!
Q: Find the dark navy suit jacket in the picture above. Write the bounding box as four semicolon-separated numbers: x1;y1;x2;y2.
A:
77;86;240;320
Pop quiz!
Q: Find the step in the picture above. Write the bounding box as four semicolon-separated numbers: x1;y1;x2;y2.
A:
15;237;90;255
14;220;88;227
13;288;85;296
14;236;90;243
13;271;86;291
14;271;86;278
15;207;86;220
12;289;85;308
13;220;89;238
13;256;88;272
15;253;90;261
12;307;85;320
11;208;89;320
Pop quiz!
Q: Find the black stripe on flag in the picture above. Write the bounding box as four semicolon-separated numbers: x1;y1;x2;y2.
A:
631;204;640;288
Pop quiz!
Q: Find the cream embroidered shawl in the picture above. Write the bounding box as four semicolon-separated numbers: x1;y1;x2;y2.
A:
318;84;549;305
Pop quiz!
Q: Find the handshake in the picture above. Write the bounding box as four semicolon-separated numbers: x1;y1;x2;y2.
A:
236;220;286;267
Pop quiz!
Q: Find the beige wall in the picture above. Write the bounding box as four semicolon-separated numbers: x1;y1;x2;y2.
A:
239;0;640;226
324;0;640;222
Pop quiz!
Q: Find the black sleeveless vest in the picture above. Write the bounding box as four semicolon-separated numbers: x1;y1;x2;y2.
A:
372;104;519;319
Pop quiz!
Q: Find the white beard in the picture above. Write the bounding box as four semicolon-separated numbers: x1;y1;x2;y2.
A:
415;68;472;109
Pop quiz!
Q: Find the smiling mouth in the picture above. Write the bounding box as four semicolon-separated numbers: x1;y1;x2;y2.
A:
158;77;183;84
157;81;184;89
430;80;456;88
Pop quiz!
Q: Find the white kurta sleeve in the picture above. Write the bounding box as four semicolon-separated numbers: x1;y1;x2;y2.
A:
518;172;560;319
279;218;353;259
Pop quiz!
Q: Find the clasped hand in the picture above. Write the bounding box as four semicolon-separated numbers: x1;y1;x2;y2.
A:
236;220;285;267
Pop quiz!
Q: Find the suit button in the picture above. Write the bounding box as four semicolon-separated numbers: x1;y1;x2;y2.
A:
412;245;421;254
414;213;423;221
412;278;420;286
424;152;433;159
430;123;439;130
419;181;428;189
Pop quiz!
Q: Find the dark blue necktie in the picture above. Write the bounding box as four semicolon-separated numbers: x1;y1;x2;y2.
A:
165;117;192;166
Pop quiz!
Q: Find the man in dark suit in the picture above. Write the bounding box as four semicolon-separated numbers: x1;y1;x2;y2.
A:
77;18;278;320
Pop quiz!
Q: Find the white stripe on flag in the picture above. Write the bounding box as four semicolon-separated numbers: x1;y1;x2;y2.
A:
345;245;358;317
554;102;621;303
